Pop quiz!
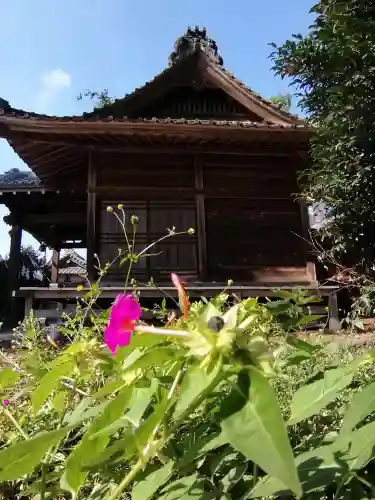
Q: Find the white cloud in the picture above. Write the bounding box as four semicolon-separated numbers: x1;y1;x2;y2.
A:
35;68;71;111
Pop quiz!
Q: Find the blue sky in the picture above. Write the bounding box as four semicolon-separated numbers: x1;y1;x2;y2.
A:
0;0;313;257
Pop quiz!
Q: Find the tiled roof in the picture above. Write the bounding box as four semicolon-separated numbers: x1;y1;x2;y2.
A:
0;111;308;130
0;168;41;186
60;249;86;268
59;266;84;275
89;27;300;124
0;28;305;128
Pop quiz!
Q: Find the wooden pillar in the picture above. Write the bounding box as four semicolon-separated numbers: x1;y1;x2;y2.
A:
51;248;60;286
194;156;207;279
8;223;22;326
86;148;97;282
328;292;340;331
299;200;317;284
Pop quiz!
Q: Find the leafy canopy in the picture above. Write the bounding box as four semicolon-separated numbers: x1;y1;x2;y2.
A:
269;93;292;112
271;0;375;272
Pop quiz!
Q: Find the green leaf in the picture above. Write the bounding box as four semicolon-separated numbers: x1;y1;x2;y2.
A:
217;371;250;421
51;390;68;415
126;379;158;427
32;358;76;414
174;362;220;419
288;362;359;425
296;314;322;327
176;432;228;468
221;369;301;497
341;380;375;434
251;420;375;498
64;399;109;426
92;379;126;400
84;432;135;467
273;290;299;301
60;387;133;496
174;430;228;469
123;347;177;375
158;474;214;500
132;462;174;500
221;463;248;493
250;443;341;498
0;367;20;390
286;335;321;355
0;428;69;481
90;389;171;468
222;304;239;329
133;388;170;452
340;420;375;471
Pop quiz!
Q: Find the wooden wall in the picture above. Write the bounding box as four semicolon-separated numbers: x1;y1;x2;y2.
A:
95;149;312;284
202;154;308;283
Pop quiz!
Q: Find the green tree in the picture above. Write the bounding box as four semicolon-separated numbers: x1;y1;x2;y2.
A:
269;93;292;112
76;89;114;109
271;0;375;273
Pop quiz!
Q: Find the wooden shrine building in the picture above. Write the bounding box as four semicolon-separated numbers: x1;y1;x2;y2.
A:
0;27;339;327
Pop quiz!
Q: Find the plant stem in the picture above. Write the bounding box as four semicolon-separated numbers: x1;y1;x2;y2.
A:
40;463;47;500
107;460;144;500
0;350;24;373
135;325;189;337
137;231;188;258
252;463;258;487
124;261;133;290
2;408;28;439
356;474;372;489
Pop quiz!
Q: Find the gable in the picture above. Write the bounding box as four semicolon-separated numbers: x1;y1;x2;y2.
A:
92;27;302;126
131;85;264;121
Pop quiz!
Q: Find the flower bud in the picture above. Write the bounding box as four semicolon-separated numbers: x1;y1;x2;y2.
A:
131;214;139;226
208;316;225;333
106;206;113;213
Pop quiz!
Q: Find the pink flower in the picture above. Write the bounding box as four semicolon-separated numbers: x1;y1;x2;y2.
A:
104;294;142;355
3;399;9;406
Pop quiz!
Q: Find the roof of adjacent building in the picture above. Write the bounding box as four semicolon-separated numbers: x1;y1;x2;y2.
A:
47;249;86;276
0;168;40;186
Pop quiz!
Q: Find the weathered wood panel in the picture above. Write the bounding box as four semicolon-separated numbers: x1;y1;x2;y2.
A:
94;149;309;284
205;191;306;283
96;152;194;190
99;200;198;282
202;153;307;283
135;87;262;120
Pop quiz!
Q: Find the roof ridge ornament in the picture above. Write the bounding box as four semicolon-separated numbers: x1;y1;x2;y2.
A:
169;26;223;67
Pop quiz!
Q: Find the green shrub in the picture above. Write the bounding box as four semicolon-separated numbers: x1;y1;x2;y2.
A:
0;208;375;499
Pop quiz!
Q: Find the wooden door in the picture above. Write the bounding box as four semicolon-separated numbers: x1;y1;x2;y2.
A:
99;200;198;283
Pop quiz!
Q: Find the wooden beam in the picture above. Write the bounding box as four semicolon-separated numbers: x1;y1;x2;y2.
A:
86;148;97;282
194;156;207;279
205;63;295;125
23;213;86;225
23;141;307;157
96;186;297;199
7;223;22;326
8;224;22;292
300;200;317;283
16;284;339;301
29;145;73;167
